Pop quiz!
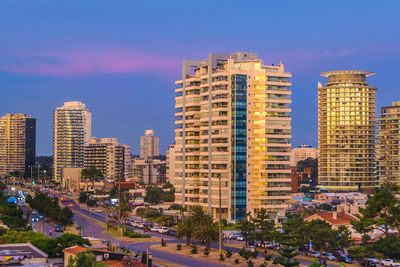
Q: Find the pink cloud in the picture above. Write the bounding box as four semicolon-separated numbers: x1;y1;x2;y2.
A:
1;48;181;76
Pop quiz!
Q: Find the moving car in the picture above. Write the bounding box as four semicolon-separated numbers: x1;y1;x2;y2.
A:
381;259;400;267
37;213;44;219
31;216;39;222
236;236;245;241
67;203;74;208
55;225;63;232
32;210;38;215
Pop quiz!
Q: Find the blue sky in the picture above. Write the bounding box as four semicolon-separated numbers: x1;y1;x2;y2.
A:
1;0;399;155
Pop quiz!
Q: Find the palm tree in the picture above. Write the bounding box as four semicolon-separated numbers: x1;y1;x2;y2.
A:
118;201;131;232
81;167;102;193
194;216;219;250
190;205;208;226
176;217;195;246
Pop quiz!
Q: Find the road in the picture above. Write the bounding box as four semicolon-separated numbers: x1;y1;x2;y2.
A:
18;187;355;267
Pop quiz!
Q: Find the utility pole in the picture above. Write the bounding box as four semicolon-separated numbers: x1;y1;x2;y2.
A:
37;165;40;184
218;174;222;255
30;166;33;184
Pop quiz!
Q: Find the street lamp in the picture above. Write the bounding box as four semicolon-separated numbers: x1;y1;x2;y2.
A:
147;252;152;267
218;174;222;255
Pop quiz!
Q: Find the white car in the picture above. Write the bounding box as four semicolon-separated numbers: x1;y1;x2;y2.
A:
381;259;400;267
158;227;169;234
150;226;161;232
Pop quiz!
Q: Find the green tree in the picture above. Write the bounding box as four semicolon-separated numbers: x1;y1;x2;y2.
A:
352;183;400;235
144;186;163;204
67;252;106;267
305;220;336;257
348;245;376;262
194;216;219;250
280;218;308;250
58;207;74;226
190;205;208;226
373;235;400;259
176;217;195;246
273;245;300;267
251;208;277;247
81;167;102;192
118;201;131;232
236;214;255;245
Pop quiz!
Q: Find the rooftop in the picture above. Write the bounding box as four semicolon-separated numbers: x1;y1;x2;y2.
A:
320;70;375;77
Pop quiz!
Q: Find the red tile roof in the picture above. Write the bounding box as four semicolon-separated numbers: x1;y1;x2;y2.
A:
308;212;359;225
63;246;87;255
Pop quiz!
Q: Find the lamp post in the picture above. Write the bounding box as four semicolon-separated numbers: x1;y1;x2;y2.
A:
218;174;222;255
147;251;152;267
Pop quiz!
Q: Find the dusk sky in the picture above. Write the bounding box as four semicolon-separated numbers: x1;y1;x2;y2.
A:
1;0;399;156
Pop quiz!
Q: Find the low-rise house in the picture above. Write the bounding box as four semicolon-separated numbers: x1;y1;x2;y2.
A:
304;211;359;230
63;246;127;267
0;243;48;265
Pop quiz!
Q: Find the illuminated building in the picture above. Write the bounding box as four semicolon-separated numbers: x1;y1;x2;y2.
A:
0;113;36;177
53;101;91;182
318;71;376;191
140;130;159;158
84;137;130;181
174;52;292;220
290;144;317;166
377;101;400;185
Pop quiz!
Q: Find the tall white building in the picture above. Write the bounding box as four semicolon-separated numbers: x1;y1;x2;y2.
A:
174;52;292;221
290;145;317;166
53;101;91;182
166;144;176;185
140;129;159;158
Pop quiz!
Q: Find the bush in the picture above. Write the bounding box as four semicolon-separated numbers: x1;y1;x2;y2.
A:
248;259;254;267
177;244;182;250
161;238;166;246
141;251;147;264
219;254;225;261
225;248;233;258
204;248;209;256
264;254;272;261
234;258;240;264
123;229;150;238
251;251;258;258
259;264;266;267
191;245;198;254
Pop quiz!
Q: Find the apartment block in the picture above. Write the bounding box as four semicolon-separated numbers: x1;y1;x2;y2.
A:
53;101;91;182
130;157;164;185
377;101;400;185
173;52;292;221
140;130;159;158
166;144;177;185
318;71;376;192
290;144;317;166
84;137;131;181
0;114;36;178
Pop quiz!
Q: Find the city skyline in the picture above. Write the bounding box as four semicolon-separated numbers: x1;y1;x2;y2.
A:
1;0;399;156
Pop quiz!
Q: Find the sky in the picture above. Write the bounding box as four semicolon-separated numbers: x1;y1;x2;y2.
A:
0;0;399;156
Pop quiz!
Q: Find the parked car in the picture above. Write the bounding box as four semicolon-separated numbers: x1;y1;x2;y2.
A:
55;225;63;232
326;253;337;261
150;226;161;232
339;255;353;264
236;236;245;241
32;210;38;215
245;245;256;252
310;251;321;258
381;259;400;267
361;258;377;267
368;258;380;265
158;227;169;234
166;229;177;236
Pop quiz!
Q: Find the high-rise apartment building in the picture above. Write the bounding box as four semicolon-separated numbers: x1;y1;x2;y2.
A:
318;71;376;192
166;144;176;185
377;101;400;186
130;157;164;185
174;52;292;221
53;101;91;182
140;130;159;158
290;144;317;166
84;137;131;182
0;114;36;178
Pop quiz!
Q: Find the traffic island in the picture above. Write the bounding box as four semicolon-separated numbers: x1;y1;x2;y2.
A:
151;244;276;267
